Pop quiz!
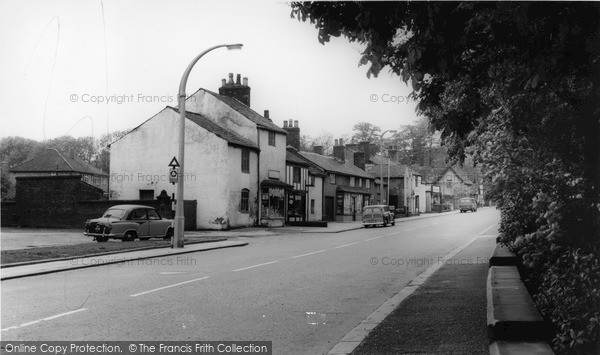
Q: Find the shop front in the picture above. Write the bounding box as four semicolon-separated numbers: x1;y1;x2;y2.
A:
335;186;371;222
260;180;293;227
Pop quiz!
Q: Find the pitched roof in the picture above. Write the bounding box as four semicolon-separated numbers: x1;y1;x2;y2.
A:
366;163;408;178
286;147;310;167
168;107;259;151
299;151;373;179
10;149;108;176
434;166;474;185
202;90;287;134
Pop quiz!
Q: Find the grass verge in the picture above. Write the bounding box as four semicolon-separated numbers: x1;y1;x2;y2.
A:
1;236;226;266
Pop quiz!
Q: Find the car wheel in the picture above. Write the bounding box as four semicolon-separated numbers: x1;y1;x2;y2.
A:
383;219;387;227
163;228;173;240
392;220;396;226
123;231;136;242
96;236;109;243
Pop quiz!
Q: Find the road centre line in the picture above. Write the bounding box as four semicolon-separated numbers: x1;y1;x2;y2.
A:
334;242;359;249
292;250;326;258
130;276;210;297
233;261;279;272
364;236;384;241
1;308;87;332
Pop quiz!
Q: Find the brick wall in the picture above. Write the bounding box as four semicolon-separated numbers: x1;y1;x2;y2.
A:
1;175;196;230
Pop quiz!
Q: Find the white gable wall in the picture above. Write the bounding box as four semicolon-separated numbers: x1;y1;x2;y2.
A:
186;90;256;141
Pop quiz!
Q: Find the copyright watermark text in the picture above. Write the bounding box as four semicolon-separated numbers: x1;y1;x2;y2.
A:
369;94;411;104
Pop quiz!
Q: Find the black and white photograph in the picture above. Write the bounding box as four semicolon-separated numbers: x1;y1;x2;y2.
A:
1;1;599;354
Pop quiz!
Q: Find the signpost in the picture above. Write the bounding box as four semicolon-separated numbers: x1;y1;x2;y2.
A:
168;157;180;247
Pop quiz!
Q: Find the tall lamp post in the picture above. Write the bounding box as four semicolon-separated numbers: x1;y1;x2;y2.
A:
173;43;243;248
379;129;397;205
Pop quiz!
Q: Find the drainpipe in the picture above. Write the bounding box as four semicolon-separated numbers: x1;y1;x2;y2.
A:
256;128;261;226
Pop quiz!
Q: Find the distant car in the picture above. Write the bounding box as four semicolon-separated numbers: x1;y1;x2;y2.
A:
84;204;173;243
458;197;478;213
362;205;395;228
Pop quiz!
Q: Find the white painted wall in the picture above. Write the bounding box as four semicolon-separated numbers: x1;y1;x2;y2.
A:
186;90;256;141
308;176;323;221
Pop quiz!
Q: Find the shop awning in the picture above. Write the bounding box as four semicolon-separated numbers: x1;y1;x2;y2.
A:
260;179;294;190
336;186;371;195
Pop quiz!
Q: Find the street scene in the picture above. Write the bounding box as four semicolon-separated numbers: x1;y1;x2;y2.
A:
2;1;600;355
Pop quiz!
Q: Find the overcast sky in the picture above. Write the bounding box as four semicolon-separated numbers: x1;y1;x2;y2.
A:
0;0;419;142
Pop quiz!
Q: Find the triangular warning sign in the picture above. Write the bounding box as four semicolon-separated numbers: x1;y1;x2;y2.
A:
168;157;180;167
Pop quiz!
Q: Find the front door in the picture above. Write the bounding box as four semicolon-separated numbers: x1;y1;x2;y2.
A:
324;196;335;221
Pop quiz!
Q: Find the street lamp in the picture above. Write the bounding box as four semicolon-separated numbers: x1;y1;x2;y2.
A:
173;43;243;248
379;129;397;205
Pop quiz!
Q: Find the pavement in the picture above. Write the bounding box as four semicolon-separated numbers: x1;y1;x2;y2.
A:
1;208;500;353
332;231;498;354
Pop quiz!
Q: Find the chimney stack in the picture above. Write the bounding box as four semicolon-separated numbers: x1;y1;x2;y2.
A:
313;146;324;155
354;151;366;170
219;73;251;107
359;141;372;163
283;119;301;151
333;138;345;163
264;110;270;121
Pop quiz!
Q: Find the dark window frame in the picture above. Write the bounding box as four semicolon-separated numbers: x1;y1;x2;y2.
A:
241;149;250;173
240;188;250;213
268;132;276;146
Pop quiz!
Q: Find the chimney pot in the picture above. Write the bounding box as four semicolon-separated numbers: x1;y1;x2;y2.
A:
236;74;241;85
243;77;248;86
339;138;344;146
221;79;226;87
264;110;269;119
294;120;298;128
228;73;234;84
283;121;288;128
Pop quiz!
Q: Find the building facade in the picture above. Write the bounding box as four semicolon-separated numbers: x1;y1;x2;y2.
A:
110;107;260;229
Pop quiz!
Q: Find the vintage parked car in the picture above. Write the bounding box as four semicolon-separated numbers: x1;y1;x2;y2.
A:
362;205;395;228
458;197;478;213
84;204;173;243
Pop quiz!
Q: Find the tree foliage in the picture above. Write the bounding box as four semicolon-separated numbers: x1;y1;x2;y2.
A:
291;2;600;352
351;122;380;143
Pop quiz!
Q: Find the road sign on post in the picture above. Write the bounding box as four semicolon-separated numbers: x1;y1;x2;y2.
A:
169;168;179;184
168;157;180;168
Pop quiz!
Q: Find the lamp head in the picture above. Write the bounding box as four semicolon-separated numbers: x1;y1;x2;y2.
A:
226;43;244;50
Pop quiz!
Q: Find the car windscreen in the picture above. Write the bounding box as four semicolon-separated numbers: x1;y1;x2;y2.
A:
102;208;126;219
459;198;472;203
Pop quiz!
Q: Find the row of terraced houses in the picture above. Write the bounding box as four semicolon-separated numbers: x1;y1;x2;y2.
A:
106;74;481;229
4;74;481;230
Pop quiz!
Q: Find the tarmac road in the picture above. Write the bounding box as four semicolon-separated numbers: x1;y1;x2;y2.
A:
1;208;500;354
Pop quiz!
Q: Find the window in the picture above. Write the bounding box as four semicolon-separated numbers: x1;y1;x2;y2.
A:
416;176;420;187
139;189;154;200
308;175;315;186
350;177;355;187
446;182;452;188
329;173;335;184
293;167;301;183
129;209;147;220
268;132;276;146
240;189;249;213
310;199;315;214
366;179;371;189
446;175;453;181
241;149;250;173
147;209;161;220
359;178;363;187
